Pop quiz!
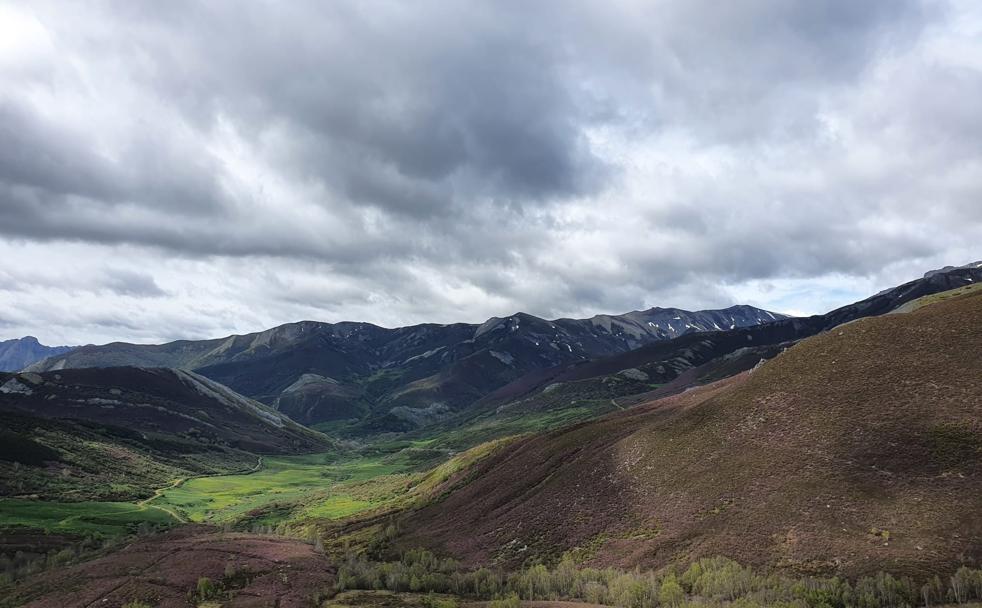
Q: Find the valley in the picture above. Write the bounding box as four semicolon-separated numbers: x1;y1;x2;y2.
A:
1;268;982;607
4;0;981;602
0;453;406;539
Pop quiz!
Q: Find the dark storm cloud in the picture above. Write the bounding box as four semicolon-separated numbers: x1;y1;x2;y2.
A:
0;99;229;217
3;0;927;249
0;0;979;344
101;0;611;208
101;269;167;298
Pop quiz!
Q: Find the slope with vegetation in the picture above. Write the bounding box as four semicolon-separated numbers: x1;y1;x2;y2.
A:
394;287;982;578
0;366;332;502
362;268;982;466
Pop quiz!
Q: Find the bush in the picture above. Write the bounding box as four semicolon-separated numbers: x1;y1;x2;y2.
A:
488;592;521;608
659;573;684;608
950;566;982;604
194;576;221;601
421;593;459;608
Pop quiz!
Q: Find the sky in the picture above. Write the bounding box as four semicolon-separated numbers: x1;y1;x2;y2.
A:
1;0;980;345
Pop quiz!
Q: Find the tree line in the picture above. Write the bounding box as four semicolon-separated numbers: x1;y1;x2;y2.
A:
335;549;982;608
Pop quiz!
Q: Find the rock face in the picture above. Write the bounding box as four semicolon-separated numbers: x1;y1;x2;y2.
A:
0;336;74;372
27;305;785;430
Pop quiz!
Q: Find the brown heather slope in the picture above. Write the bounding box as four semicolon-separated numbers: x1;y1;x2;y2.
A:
396;290;982;578
7;527;334;608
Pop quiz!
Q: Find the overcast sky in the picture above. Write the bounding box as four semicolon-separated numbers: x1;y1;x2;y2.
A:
1;0;980;345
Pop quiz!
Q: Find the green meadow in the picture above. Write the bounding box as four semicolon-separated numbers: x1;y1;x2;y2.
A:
0;499;177;537
0;401;604;539
0;452;417;538
0;402;572;540
149;452;409;525
0;436;510;540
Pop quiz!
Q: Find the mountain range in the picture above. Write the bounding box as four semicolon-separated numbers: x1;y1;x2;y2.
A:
471;266;982;417
26;305;785;431
2;264;982;607
15;266;982;440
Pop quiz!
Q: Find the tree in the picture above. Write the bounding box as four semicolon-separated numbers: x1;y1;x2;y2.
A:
659;573;684;608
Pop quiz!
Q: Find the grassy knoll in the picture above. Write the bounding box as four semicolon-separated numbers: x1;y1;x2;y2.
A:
0;498;177;536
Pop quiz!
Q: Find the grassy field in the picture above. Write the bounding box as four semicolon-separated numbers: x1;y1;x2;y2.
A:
0;432;513;541
0;498;177;536
150;452;411;525
0;452;412;539
0;390;610;540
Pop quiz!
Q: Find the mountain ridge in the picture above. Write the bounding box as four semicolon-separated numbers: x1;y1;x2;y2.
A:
473;265;982;413
27;305;785;429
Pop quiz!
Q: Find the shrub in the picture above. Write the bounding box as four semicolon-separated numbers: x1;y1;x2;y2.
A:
194;576;221;601
489;592;522;608
659;573;685;608
950;566;982;604
421;593;459;608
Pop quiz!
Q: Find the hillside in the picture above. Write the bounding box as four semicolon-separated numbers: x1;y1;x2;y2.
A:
27;306;784;431
395;287;982;578
0;367;332;501
4;527;335;608
0;337;74;372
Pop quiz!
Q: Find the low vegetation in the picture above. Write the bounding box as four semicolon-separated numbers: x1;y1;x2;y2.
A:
0;412;264;502
0;498;176;536
0;523;162;587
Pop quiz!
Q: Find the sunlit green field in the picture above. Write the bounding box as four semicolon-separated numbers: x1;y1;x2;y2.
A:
150;453;409;524
0;412;536;539
0;498;177;536
0;450;455;539
0;453;409;539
